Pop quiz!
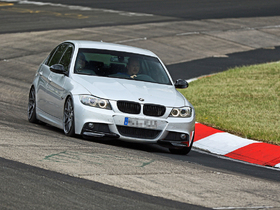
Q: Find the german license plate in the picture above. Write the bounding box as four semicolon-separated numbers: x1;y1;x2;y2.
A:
124;117;157;129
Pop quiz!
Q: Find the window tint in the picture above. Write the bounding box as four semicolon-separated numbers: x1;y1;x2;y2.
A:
59;45;74;71
48;43;69;67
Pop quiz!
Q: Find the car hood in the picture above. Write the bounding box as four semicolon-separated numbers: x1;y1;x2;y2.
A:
72;75;189;107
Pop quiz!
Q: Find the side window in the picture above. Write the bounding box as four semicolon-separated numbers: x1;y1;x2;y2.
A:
47;43;69;67
45;47;58;65
59;45;74;71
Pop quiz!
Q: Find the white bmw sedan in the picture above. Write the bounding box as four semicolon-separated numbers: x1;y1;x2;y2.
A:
28;40;195;155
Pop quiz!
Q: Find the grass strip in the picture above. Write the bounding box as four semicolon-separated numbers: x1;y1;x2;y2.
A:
179;62;280;145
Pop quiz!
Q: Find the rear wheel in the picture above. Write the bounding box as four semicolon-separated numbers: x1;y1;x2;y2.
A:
28;87;38;123
63;97;75;137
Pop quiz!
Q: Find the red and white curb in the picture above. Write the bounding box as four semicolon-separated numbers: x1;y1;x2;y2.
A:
193;123;280;168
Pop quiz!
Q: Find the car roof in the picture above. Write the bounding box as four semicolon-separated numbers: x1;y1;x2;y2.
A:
66;40;157;57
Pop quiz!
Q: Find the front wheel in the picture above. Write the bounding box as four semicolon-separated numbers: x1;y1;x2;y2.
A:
63;97;75;137
169;138;194;155
28;87;38;123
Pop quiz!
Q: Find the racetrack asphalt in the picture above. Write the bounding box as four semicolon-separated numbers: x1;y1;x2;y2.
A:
167;46;280;80
1;1;280;208
0;157;210;210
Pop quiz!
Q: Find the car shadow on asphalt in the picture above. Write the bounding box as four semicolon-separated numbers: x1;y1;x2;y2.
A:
82;135;171;154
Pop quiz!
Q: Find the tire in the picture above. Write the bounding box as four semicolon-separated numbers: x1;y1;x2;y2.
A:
28;87;38;123
63;97;75;137
169;135;194;155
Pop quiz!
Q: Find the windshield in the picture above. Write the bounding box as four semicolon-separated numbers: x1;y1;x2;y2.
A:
74;49;172;85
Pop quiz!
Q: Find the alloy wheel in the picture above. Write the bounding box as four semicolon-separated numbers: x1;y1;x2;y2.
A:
63;97;75;136
28;87;37;123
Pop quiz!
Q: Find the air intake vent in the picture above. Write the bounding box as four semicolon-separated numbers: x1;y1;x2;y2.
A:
117;126;161;139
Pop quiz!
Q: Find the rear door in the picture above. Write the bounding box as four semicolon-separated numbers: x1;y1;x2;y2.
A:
37;43;69;117
47;44;74;121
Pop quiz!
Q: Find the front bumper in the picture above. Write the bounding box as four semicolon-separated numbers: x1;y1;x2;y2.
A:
73;96;195;146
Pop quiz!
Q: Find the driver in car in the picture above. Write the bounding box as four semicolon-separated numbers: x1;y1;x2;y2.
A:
126;57;140;78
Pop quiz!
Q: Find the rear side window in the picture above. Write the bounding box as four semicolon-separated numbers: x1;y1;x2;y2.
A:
47;43;69;66
59;45;74;71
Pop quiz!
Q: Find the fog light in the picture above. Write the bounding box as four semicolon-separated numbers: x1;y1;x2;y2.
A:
180;134;187;140
88;123;95;129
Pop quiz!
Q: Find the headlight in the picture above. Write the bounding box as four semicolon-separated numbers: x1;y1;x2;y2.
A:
169;107;192;118
80;95;112;110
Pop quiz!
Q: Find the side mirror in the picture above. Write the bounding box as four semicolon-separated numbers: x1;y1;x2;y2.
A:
174;79;188;89
50;64;67;75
